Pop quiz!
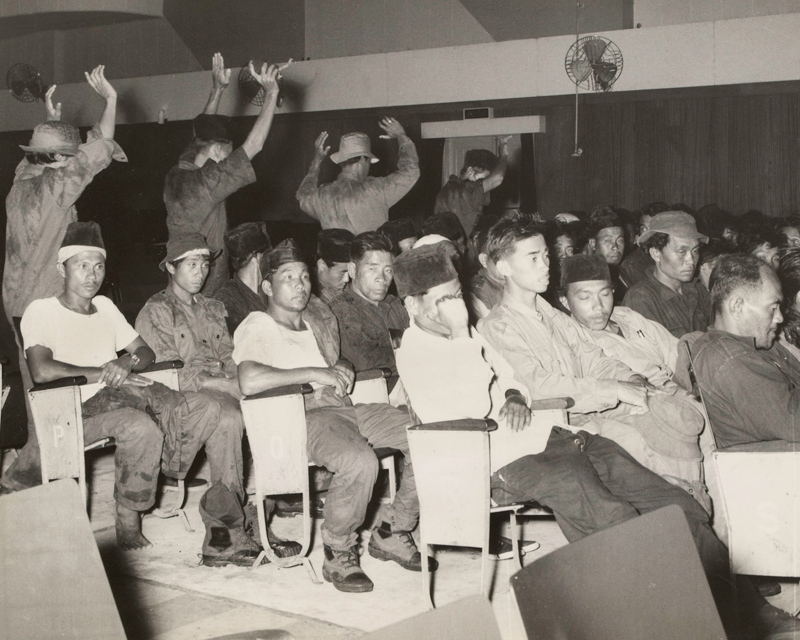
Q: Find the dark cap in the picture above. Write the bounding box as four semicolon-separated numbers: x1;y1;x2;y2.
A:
462;148;498;173
225;222;271;260
193;113;234;143
260;238;306;277
560;254;611;289
393;243;459;298
58;221;106;263
378;218;417;249
421;212;465;243
159;232;220;271
317;229;354;264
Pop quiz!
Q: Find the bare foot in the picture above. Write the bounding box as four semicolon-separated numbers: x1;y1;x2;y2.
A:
115;503;152;550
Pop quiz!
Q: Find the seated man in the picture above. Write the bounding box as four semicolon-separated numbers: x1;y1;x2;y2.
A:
136;232;299;560
234;239;432;594
737;223;782;271
3;223;251;563
434;138;509;236
558;254;678;390
378;217;417;255
623;211;712;338
692;254;798;449
331;232;408;380
314;228;354;306
213;222;271;334
619;202;670;289
586;206;627;303
475;219;794;638
466;217;504;321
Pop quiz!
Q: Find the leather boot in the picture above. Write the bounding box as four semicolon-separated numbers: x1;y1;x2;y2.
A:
199;483;263;567
368;521;438;572
322;545;374;593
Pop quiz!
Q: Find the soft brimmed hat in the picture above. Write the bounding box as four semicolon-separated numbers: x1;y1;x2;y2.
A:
421;212;465;242
159;233;220;271
560;254;611;289
330;132;378;164
394;243;459;298
21;121;81;155
193;113;234;143
317;229;354;264
261;238;306;277
638;211;709;246
630;394;704;461
224;222;271;260
378;218;417;249
58;221;106;263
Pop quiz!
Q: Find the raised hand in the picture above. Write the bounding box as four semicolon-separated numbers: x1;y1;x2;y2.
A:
45;85;61;121
314;131;331;161
247;60;280;96
211;52;231;90
436;295;470;339
84;65;116;102
378;117;406;139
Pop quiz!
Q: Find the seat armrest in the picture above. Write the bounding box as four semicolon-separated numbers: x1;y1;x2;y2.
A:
408;418;498;432
529;397;574;411
141;360;184;373
244;383;314;401
31;376;88;392
355;368;392;382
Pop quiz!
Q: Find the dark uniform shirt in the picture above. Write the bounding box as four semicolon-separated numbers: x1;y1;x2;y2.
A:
692;329;800;448
434;175;486;236
622;268;711;338
330;286;409;375
213;275;268;335
164;146;256;296
619;247;654;290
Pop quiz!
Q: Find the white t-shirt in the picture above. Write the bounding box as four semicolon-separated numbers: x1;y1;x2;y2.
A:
22;296;139;400
233;311;342;409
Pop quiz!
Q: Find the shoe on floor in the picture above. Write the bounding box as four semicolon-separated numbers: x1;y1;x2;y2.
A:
201;527;266;568
748;603;800;640
242;503;303;558
368;522;438;572
322;545;373;593
274;495;324;519
490;536;540;560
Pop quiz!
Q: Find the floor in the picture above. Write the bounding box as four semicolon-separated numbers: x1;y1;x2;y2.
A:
6;448;799;640
82;451;569;640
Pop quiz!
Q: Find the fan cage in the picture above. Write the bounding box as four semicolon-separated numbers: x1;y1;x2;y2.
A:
565;35;623;92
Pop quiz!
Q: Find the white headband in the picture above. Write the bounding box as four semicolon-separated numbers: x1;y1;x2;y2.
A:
173;248;211;262
57;245;107;264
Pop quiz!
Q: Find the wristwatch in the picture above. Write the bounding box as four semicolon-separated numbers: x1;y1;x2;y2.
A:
128;353;141;368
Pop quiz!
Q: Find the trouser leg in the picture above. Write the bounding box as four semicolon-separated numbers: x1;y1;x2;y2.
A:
306;406;378;551
491;429;639;541
83;407;164;512
192;391;244;498
353;403;418;532
0;345;41;491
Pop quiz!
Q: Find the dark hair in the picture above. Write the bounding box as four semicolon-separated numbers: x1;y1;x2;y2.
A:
588;205;623;239
486;217;546;264
777;215;800;243
640;231;671;253
635;201;671;227
695;204;736;241
698;239;730;269
471;215;500;255
340;155;369;167
461;148;498;175
231;251;257;272
350;231;393;262
736;223;782;256
709;253;767;316
778;248;800;346
25;152;60;165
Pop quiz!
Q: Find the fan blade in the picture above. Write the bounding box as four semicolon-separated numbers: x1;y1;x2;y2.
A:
583;38;608;65
593;62;618;90
26;79;44;100
570;59;593;84
10;80;25;96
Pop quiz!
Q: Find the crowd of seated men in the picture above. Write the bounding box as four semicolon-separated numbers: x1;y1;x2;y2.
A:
2;55;800;638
